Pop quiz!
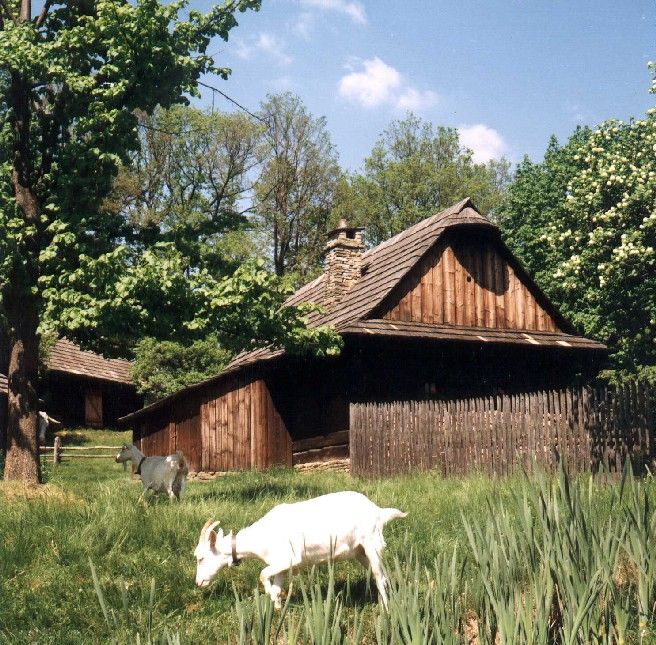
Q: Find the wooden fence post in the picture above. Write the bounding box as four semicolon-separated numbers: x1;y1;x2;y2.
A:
53;436;61;464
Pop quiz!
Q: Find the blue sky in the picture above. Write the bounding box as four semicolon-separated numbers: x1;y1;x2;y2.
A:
193;0;655;171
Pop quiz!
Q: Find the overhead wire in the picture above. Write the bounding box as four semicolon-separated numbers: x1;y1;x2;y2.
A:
135;81;271;138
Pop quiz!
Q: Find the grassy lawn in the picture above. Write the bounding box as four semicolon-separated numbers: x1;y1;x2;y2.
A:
1;429;656;643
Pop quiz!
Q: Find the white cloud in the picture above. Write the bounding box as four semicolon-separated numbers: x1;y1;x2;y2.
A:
300;0;367;24
269;76;296;91
234;32;293;66
338;57;438;111
338;58;401;108
458;124;508;163
396;87;439;111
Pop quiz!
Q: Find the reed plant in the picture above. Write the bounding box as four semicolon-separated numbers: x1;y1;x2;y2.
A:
2;427;656;643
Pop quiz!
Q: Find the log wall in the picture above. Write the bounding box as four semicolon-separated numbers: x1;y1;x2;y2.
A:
382;233;559;332
350;382;656;477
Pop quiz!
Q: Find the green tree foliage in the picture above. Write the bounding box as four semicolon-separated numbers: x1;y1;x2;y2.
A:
108;106;264;274
498;114;656;380
43;245;342;355
0;0;262;481
335;114;511;246
255;92;342;279
132;335;232;403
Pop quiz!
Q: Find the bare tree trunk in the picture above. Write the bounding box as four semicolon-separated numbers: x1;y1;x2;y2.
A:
3;297;40;482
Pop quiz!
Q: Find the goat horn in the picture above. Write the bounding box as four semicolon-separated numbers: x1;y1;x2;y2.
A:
199;518;217;538
206;520;221;536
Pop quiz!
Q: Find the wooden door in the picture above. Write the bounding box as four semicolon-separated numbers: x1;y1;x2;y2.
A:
85;388;103;427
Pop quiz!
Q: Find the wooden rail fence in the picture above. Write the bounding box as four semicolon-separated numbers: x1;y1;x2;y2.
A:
350;382;656;477
40;437;118;464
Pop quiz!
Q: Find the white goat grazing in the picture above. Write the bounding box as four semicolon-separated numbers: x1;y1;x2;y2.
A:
115;444;189;500
194;491;407;608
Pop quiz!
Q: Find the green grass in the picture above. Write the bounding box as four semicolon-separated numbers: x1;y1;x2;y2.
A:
1;429;656;643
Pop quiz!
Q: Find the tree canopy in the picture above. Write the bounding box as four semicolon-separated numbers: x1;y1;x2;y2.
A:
0;0;267;481
334;114;511;246
253;93;342;280
498;113;656;381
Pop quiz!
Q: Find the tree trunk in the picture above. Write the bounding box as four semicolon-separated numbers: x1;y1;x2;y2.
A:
3;63;42;483
0;324;8;454
3;297;41;483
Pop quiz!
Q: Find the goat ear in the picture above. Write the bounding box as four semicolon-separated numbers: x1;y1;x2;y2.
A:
208;526;223;553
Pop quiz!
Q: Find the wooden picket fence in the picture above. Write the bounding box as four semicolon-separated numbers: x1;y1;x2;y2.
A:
350;382;656;477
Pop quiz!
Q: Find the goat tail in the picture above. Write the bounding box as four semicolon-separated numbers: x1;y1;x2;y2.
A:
379;507;408;525
174;450;189;475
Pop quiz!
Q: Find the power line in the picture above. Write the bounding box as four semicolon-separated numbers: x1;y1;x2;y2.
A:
134;83;268;138
197;80;267;124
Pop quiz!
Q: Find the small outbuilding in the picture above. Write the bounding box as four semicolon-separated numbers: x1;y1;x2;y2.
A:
0;338;141;431
119;199;606;474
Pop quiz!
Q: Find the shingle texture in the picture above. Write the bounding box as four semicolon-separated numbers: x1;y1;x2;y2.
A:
121;198;606;421
0;339;133;394
48;339;132;384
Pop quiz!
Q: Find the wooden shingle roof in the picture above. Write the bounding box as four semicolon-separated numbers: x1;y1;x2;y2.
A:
48;339;133;384
120;199;606;423
0;339;133;394
341;320;606;350
229;198;597;371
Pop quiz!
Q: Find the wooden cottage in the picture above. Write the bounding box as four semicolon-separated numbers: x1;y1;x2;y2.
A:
0;338;141;431
119;199;607;474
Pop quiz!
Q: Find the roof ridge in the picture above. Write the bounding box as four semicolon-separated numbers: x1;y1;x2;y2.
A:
363;197;474;260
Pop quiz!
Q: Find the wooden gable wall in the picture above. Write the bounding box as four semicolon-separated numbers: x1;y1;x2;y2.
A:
379;230;560;332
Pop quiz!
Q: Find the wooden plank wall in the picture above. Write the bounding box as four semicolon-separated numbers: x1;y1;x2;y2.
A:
136;398;202;470
200;374;292;472
136;413;170;460
350;382;655;477
382;235;558;332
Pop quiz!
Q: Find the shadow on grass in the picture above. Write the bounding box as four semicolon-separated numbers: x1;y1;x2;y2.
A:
192;481;327;504
50;430;90;445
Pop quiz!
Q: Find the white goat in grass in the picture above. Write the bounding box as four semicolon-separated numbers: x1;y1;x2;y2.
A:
115;444;189;500
194;491;407;608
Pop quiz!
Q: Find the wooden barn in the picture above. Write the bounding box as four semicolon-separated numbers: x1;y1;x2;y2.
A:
119;199;607;474
0;338;141;431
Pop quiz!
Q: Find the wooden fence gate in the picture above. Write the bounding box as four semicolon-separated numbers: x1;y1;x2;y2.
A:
349;383;656;477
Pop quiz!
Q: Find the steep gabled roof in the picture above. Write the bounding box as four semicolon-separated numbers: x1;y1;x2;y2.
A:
120;199;606;424
0;339;133;395
229;198;594;370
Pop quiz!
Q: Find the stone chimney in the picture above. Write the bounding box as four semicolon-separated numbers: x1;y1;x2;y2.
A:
323;219;365;309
